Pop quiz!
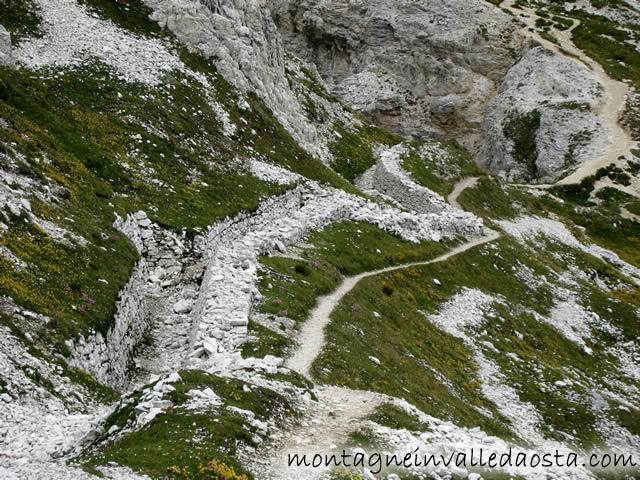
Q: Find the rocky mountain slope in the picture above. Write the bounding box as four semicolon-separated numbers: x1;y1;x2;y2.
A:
270;0;522;148
0;0;639;479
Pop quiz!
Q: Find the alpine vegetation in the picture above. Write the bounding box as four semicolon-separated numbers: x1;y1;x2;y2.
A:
0;0;639;479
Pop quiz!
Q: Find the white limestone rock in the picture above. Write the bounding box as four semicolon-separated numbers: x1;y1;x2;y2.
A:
144;0;330;161
271;0;523;146
478;45;609;183
173;299;193;314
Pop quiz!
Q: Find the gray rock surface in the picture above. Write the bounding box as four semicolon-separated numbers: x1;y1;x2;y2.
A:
0;25;12;67
144;0;330;161
370;144;463;215
478;45;609;183
270;0;523;147
67;257;150;389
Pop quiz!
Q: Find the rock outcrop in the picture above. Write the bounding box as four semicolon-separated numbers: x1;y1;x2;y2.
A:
144;0;330;161
270;0;523;148
478;45;609;183
0;25;13;67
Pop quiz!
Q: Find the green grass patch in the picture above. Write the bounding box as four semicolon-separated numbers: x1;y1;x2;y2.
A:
261;369;315;391
549;176;598;206
625;199;640;216
0;63;288;231
564;128;594;169
401;140;486;196
456;176;550;220
595;186;635;207
627;159;640;175
78;0;167;38
329;122;403;183
539;30;560;45
622;90;640;141
556;7;640;86
552;15;574;30
369;403;431;432
257;257;342;324
294;66;340;104
241;321;293;359
0;219;138;342
81;370;294;480
502;110;541;179
253;221;454;361
574;209;640;268
301;221;453;276
0;0;43;43
482;306;610;448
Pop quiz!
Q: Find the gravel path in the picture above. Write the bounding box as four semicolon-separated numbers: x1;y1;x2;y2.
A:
447;176;480;209
502;0;636;188
253;386;389;480
285;228;500;378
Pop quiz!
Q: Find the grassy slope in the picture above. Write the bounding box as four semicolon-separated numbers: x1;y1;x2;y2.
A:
329;122;404;183
0;0;360;357
402;140;487;196
314;228;640;448
80;370;293;479
457;175;640;268
246;221;454;358
0;0;43;43
567;8;640;87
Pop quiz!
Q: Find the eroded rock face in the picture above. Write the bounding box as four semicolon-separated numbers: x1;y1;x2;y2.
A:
270;0;523;148
478;45;609;183
144;0;330;161
0;25;13;67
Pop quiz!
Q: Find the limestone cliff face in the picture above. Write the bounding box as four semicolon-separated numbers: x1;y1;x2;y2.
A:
478;45;609;183
144;0;331;161
141;0;624;184
270;0;523;149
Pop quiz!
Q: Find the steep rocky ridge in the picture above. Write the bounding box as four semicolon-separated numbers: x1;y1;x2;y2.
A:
143;0;333;161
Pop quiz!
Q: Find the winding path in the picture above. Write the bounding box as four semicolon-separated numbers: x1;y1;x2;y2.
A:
286;178;498;379
447;176;480;209
259;178;499;479
258;5;639;476
502;0;635;188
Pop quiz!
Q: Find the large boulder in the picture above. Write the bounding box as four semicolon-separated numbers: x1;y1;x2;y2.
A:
270;0;523;148
477;44;609;183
